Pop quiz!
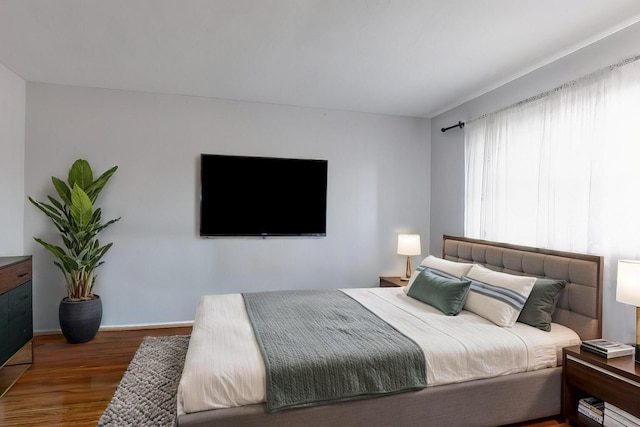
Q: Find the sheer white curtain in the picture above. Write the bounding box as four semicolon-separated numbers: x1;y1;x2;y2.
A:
464;58;640;341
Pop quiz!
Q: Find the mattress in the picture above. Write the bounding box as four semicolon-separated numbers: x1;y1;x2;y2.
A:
177;287;580;416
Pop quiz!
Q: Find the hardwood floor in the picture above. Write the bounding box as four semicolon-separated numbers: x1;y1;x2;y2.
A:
0;327;192;426
0;327;569;426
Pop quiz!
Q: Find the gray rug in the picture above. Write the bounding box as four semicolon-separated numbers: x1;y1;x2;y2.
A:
98;335;190;427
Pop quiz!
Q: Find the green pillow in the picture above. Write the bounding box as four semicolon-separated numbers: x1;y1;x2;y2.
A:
517;278;566;331
407;269;471;316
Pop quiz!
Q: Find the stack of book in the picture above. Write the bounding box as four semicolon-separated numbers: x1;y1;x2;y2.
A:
580;339;635;359
578;396;604;424
604;402;640;427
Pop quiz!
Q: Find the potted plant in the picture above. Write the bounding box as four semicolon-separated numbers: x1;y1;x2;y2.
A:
29;159;120;343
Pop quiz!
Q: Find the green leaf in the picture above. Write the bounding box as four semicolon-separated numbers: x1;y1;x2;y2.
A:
70;184;93;228
52;260;66;275
86;165;118;202
51;177;72;206
33;238;68;263
91;208;102;223
61;235;73;250
38;201;64;219
29;198;66;230
88;242;113;269
59;254;81;273
29;197;57;218
47;196;65;212
95;217;121;233
68;159;93;191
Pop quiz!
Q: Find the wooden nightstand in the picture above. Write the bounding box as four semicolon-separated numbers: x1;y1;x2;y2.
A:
562;345;640;426
379;276;407;288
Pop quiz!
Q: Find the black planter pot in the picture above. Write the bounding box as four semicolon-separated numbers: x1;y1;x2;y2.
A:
59;295;102;344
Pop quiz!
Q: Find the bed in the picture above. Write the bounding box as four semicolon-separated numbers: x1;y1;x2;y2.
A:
176;235;603;427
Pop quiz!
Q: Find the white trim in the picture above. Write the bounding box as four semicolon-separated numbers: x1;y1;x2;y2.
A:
34;320;194;336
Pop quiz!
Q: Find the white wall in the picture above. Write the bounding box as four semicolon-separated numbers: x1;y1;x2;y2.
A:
25;83;430;330
430;22;640;343
0;63;26;256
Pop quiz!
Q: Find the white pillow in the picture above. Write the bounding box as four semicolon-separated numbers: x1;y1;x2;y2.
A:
462;264;536;327
403;255;473;294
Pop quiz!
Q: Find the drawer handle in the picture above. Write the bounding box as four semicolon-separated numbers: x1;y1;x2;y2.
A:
17;273;28;278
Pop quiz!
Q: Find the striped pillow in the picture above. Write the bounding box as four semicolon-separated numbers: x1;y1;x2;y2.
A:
462;264;536;327
403;255;473;294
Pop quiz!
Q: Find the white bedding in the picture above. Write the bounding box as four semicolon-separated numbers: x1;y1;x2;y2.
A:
177;287;580;415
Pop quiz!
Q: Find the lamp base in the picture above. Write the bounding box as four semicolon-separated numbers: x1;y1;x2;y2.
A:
405;256;412;280
400;277;410;281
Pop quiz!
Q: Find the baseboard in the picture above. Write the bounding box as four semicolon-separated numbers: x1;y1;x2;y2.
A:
99;321;194;331
34;321;194;336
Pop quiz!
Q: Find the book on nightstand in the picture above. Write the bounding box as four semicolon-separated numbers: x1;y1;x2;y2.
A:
578;396;604;424
604;415;628;427
604;402;640;427
580;396;604;416
580;339;635;359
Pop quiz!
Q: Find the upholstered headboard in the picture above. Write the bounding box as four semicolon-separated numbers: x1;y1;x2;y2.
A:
442;235;603;341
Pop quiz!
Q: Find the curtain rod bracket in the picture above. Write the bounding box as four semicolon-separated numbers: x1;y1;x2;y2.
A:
441;121;465;133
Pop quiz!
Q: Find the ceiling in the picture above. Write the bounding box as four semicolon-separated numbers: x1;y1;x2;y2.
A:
1;1;639;118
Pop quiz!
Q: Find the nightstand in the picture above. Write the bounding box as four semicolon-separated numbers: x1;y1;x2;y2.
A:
379;276;407;288
562;345;640;426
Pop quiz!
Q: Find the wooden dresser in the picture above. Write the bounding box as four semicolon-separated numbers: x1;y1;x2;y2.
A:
0;256;33;398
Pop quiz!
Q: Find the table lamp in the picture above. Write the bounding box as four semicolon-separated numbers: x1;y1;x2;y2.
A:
397;234;421;281
616;259;640;363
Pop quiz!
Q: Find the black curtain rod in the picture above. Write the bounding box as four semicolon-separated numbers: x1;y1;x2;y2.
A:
441;121;465;133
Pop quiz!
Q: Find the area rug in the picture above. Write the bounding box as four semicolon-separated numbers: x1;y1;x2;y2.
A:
98;335;190;427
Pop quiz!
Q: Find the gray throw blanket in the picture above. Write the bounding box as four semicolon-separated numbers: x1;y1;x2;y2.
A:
243;289;426;412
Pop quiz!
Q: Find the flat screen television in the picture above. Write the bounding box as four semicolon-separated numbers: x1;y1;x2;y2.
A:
200;154;328;237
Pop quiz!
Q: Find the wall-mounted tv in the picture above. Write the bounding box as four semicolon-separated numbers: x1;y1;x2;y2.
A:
200;154;328;237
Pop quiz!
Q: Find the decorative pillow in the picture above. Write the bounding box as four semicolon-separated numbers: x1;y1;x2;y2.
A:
407;269;471;316
517;278;566;331
404;255;473;294
462;264;536;327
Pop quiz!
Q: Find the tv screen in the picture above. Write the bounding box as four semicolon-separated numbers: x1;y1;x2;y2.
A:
200;154;328;237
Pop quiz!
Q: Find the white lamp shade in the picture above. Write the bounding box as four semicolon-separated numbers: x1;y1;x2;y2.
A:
397;234;421;256
616;259;640;306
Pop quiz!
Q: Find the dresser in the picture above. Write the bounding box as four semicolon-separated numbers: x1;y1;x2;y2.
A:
0;256;33;398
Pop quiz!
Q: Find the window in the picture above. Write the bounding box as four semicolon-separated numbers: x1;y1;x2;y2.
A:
464;57;640;262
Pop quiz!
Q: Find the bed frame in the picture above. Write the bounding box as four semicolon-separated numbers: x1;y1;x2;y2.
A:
176;235;603;427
